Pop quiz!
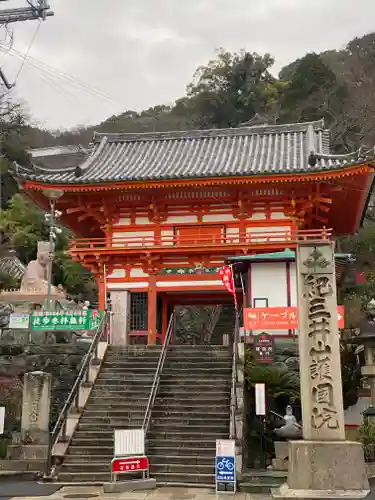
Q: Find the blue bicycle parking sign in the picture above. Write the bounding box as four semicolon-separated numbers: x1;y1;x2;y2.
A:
215;456;235;483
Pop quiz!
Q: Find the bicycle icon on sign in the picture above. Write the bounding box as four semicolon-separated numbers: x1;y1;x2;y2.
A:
217;458;234;471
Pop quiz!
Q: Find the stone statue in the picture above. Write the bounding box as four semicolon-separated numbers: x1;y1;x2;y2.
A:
274;405;302;440
20;250;51;293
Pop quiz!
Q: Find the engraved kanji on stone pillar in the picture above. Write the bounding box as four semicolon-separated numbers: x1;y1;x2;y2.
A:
296;243;345;441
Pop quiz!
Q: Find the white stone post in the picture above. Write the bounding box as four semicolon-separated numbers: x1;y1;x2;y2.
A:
110;291;130;346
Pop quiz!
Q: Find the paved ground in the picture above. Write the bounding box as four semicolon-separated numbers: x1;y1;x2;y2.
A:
5;486;268;500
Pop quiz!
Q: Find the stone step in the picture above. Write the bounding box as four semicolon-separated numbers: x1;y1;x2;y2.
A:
157;387;230;396
147;446;216;456
64;455;113;463
162;368;231;374
239;470;287;494
88;395;150;403
102;362;159;369
79;403;149;411
150;463;214;475
148;430;227;439
158;376;231;383
151;472;214;485
60;462;112;473
95;376;154;384
90;384;151;398
77;422;144;431
73;429;138;439
99;366;158;372
147;438;218;448
151;416;229;425
67;446;114;455
82;409;145;418
70;437;114;446
107;346;162;353
167;345;230;351
57;471;110;483
148;455;214;465
164;358;232;364
154;395;230;405
152;403;229;412
150;420;229;436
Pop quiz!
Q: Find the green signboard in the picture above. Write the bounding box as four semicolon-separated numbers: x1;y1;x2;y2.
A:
30;309;103;331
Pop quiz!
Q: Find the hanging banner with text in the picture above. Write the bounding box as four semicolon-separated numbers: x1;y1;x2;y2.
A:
30;309;103;331
244;305;344;330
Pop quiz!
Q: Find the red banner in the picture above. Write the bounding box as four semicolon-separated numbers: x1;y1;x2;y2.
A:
244;306;345;330
219;266;237;308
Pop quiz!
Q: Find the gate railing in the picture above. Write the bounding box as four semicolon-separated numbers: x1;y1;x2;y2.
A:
142;314;174;435
44;312;108;478
229;309;240;440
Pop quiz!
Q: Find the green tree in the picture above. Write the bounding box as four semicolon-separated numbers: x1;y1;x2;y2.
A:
0;194;95;301
185;49;282;128
0;95;31;208
279;53;348;129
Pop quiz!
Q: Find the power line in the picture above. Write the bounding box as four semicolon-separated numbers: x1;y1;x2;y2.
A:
14;19;41;83
2;46;125;107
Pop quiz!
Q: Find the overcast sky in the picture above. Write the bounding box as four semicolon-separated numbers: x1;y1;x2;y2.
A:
0;0;374;131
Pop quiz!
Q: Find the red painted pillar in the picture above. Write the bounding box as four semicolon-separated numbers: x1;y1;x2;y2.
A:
148;275;157;345
161;295;168;343
97;275;106;311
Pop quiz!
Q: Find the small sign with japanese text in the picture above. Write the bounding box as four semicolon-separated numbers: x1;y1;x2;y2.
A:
253;334;275;364
244;306;344;330
29;309;102;331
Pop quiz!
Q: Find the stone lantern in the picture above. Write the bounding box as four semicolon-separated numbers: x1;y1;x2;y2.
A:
351;299;375;408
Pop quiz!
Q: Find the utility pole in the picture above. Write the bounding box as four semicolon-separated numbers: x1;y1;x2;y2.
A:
0;1;53;24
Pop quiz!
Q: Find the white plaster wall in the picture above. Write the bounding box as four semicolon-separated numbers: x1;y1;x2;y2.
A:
226;227;239;243
107;269;126;278
166;215;197;223
251;262;287;336
112;230;154;247
161;229;174;246
289;262;297;307
113;217;131;226
251;263;287;307
130;268;149;278
157;280;223;288
202;213;236;222
249;212;267;220
270;212;287;219
245;225;291;242
107;282;148;290
135;217;152;225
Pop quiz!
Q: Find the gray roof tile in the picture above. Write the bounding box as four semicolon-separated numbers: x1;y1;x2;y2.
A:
13;120;375;184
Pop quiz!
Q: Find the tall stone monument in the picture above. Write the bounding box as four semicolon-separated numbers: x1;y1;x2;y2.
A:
272;242;369;500
8;371;52;461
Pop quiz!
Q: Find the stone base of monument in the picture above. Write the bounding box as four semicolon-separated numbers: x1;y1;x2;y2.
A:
272;441;289;471
8;444;48;461
271;441;370;500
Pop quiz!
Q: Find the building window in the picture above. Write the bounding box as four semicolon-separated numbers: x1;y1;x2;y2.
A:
130;292;148;331
253;297;268;308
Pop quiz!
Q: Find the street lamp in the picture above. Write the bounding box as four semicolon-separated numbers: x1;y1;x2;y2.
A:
42;189;64;310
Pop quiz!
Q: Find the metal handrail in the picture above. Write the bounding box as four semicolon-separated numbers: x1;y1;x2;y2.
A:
44;312;108;477
229;308;240;440
142;313;174;435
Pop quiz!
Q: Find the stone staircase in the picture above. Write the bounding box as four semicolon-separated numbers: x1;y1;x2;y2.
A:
210;304;236;344
147;345;232;485
58;345;161;483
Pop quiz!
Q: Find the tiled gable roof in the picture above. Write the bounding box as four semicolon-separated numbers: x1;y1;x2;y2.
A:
12;120;374;184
